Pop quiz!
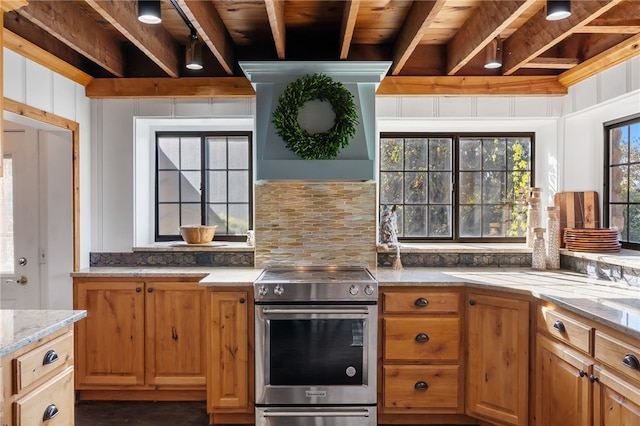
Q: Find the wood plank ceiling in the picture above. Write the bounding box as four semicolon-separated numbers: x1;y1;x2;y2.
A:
3;0;640;96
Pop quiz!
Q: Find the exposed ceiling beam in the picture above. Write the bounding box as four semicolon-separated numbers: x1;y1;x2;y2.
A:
177;0;235;75
339;0;361;59
391;0;447;76
84;0;180;78
264;0;286;60
502;0;624;76
575;25;640;34
559;32;640;87
85;77;255;98
14;0;126;77
376;76;567;96
520;57;579;69
447;0;538;75
1;0;27;11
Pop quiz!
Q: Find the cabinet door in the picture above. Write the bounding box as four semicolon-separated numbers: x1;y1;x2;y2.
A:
466;293;529;426
536;334;592;426
74;280;145;387
208;291;250;411
593;365;640;426
145;282;206;388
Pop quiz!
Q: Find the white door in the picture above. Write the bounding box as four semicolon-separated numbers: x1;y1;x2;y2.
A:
1;129;42;308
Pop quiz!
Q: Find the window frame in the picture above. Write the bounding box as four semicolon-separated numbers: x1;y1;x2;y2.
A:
379;132;535;243
154;131;253;242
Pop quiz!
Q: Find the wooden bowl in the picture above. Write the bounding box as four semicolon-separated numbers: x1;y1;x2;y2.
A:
179;225;217;244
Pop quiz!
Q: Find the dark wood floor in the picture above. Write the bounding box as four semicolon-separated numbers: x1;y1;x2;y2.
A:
75;400;211;426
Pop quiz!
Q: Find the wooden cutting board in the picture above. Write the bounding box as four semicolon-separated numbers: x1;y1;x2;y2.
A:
554;191;600;247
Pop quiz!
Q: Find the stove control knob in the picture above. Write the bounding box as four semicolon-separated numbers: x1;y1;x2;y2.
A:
364;285;374;296
258;285;269;296
274;285;284;296
349;285;359;296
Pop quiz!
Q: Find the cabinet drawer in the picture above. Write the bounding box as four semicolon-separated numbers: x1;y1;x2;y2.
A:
383;365;460;411
595;330;640;383
14;332;73;393
538;305;592;354
13;367;74;426
384;317;459;361
383;291;459;314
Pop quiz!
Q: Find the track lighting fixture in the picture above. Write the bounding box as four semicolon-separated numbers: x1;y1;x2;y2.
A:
546;0;571;21
138;0;161;25
186;31;203;70
484;37;502;69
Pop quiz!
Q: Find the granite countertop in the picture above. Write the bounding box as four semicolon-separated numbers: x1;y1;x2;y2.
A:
0;310;87;357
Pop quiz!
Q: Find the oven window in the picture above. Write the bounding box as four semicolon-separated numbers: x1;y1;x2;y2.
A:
269;319;365;386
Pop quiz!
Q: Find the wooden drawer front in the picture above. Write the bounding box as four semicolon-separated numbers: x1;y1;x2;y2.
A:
595;330;640;383
14;332;73;393
538;306;592;354
384;365;460;410
384;317;459;361
13;367;74;426
383;291;459;314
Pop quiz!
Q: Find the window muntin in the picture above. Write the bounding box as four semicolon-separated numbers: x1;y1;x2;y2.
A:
379;134;532;241
155;132;252;241
606;116;640;247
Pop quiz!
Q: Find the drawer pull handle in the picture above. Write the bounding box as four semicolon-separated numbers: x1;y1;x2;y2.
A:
414;381;428;391
553;320;566;333
622;354;640;370
43;404;59;421
414;298;429;307
469;300;476;306
43;350;59;365
579;370;587;378
415;333;430;343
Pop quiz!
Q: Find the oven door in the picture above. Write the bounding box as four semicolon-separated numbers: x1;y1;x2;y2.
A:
255;406;376;426
255;304;377;406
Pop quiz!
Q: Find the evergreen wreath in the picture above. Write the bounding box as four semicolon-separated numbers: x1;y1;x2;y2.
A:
272;73;359;160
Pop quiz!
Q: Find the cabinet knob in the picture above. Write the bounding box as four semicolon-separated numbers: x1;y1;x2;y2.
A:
469;300;476;306
42;350;59;365
136;287;141;293
415;333;430;343
414;381;428;391
239;298;246;304
589;375;599;383
553;320;566;333
147;287;154;293
414;298;429;307
622;354;640;370
43;404;59;421
579;369;587;378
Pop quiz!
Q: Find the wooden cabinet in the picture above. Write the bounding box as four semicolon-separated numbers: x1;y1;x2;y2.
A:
593;365;640;426
207;288;254;425
380;289;463;417
73;276;206;399
466;292;530;426
1;326;75;426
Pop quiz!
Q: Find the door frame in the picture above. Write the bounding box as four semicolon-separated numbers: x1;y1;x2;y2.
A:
4;98;80;271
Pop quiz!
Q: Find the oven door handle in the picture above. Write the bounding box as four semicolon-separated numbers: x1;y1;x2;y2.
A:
262;409;370;418
260;308;371;315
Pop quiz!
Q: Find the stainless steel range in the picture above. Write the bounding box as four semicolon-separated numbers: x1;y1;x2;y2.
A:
254;266;378;426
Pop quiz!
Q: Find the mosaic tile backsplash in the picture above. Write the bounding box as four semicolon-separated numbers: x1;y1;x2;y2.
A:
254;181;377;268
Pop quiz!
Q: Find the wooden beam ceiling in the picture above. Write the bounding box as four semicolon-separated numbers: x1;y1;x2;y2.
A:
339;0;360;60
264;0;286;60
85;77;255;98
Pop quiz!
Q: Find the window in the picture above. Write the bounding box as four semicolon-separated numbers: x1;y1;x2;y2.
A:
155;132;252;241
0;157;14;274
379;133;533;241
605;114;640;248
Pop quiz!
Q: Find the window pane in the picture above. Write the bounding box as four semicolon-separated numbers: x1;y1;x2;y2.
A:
610;165;628;202
207;137;227;169
404;139;427;171
158;203;179;235
403;205;426;237
629;204;640;243
483;171;505;204
630;164;640;203
507;138;531;170
380;138;403;171
404;172;427;203
229;137;249;169
630;123;640;163
207;204;227;229
459;139;481;170
459;172;481;204
181;204;201;226
228;204;249;234
181;171;201;202
158;171;179;202
1;158;14;274
429;139;451;171
459;206;481;237
429;172;451;203
229;171;248;203
482;138;506;170
180;137;201;169
483;205;505;237
207;171;227;203
428;205;451;237
158;137;179;170
506;171;531;203
380;172;403;204
610;127;629;165
610;204;627;241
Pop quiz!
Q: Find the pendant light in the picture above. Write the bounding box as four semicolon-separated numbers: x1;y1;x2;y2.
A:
138;0;162;25
546;0;571;21
484;37;502;69
186;31;203;70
